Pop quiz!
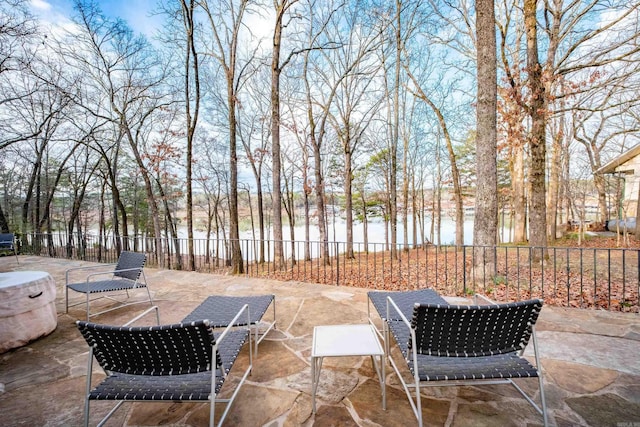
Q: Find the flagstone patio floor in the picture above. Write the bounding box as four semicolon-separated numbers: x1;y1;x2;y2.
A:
1;255;639;426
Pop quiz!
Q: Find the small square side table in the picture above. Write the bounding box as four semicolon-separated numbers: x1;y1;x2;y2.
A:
311;324;385;413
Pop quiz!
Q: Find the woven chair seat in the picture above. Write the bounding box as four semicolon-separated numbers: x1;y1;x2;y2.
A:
68;278;144;294
412;352;538;381
183;295;274;327
88;329;248;400
183;294;276;357
89;370;224;401
368;289;447;321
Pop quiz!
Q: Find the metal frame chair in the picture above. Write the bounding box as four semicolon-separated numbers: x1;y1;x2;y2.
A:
76;305;252;427
385;296;548;427
65;251;153;320
0;233;19;264
182;294;276;356
367;289;448;355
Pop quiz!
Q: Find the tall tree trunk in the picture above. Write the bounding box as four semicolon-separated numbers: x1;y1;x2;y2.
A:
256;177;266;263
228;89;243;273
361;191;369;252
412;173;417;248
181;0;200;271
303;176;311;261
304;48;330;265
474;0;498;261
402;132;409;251
511;146;527;242
271;2;285;270
405;69;464;247
312;137;329;264
525;0;548;256
547;113;564;242
344;137;354;258
390;0;401;260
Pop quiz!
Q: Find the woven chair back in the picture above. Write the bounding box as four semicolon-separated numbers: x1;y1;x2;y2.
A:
114;251;146;281
0;233;15;249
409;299;543;357
76;320;221;375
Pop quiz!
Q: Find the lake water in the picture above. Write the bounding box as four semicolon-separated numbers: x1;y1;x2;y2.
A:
185;216;483;246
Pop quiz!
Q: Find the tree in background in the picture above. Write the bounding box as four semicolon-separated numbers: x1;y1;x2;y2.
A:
473;0;498;257
199;0;253;274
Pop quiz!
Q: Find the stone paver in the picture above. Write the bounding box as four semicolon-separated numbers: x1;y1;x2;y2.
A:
0;255;639;426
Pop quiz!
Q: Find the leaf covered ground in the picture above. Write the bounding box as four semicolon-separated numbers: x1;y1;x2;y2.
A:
251;233;639;313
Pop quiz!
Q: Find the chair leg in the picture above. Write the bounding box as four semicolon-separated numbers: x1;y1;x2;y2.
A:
84;348;93;427
415;375;423;427
532;328;549;427
210;351;216;427
142;271;154;310
272;298;277;329
86;290;91;321
210;396;215;427
145;285;154;308
538;374;548;427
84;399;90;427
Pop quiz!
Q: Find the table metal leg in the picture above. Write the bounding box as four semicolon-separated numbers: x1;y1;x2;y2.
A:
370;353;386;410
311;356;324;414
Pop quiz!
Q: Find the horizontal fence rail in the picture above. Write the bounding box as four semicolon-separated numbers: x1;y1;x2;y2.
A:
14;232;640;312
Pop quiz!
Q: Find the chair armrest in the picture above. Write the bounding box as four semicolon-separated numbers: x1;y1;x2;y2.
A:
216;303;250;344
65;264;117;284
123;306;160;326
84;267;142;282
386;296;412;328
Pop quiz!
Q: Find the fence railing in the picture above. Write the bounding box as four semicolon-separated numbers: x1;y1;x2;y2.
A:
17;232;639;312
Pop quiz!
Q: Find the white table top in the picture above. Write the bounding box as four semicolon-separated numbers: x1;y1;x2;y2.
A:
312;324;383;358
0;271;51;289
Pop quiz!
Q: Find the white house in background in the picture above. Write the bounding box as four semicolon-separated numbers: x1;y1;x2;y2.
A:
597;144;640;219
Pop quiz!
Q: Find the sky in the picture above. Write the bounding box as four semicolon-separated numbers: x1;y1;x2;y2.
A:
29;0;161;39
29;0;275;50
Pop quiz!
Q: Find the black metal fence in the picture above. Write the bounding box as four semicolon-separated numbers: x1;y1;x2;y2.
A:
17;232;640;312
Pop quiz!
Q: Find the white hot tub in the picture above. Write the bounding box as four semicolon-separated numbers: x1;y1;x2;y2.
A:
0;271;57;353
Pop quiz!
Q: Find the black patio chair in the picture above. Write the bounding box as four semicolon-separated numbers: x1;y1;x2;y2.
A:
386;297;548;427
0;233;19;264
367;289;448;355
182;294;276;355
76;304;252;427
65;251;153;320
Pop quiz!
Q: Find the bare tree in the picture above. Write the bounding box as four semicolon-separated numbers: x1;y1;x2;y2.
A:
498;0;640;247
237;71;271;263
270;0;297;270
405;68;465;247
64;0;171;262
473;0;498;255
572;79;640;224
523;0;548;255
199;0;254;274
327;5;382;258
179;0;201;271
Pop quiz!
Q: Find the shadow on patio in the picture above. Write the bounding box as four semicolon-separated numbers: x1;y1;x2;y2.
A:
1;255;639;426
